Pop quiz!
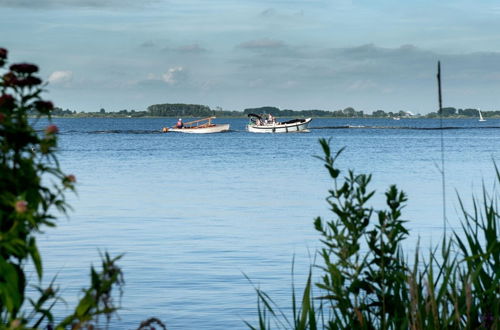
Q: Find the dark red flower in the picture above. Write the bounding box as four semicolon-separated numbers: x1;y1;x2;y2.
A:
0;113;5;123
0;48;7;67
0;94;15;110
10;63;39;74
34;100;54;113
17;76;42;87
2;72;19;86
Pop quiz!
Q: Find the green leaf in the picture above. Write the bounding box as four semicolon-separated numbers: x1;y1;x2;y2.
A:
29;237;43;279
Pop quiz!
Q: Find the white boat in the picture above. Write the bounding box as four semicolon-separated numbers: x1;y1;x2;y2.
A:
162;117;230;134
478;109;486;122
246;114;312;133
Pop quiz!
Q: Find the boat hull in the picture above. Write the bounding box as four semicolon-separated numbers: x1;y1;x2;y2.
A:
170;124;230;134
246;118;312;133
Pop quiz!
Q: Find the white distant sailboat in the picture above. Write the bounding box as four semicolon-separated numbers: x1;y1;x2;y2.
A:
478;109;486;122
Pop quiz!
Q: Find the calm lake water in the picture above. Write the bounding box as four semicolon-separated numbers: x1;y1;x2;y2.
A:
32;117;499;329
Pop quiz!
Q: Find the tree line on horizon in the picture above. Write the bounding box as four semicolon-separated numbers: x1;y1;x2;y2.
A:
46;103;500;118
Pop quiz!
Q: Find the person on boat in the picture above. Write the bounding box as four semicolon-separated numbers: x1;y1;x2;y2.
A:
268;114;275;124
176;118;183;128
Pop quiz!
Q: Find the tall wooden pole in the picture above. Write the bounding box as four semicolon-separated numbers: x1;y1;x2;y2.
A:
437;61;447;233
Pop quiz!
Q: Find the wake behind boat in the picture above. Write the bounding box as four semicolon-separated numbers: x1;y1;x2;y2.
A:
162;117;230;134
246;113;312;133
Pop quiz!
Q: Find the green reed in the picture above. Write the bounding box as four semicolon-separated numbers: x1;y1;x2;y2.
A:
247;138;499;329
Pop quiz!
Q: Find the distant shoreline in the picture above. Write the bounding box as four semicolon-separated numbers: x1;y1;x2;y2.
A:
43;115;500;119
41;104;500;119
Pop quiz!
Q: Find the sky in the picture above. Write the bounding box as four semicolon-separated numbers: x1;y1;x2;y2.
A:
2;0;500;114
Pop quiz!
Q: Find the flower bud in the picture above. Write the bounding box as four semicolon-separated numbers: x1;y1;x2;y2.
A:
10;319;21;328
15;200;28;213
45;124;59;135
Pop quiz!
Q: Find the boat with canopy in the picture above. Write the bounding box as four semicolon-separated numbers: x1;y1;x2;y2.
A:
162;116;230;134
246;113;312;133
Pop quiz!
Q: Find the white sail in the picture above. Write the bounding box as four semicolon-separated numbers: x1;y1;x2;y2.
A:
479;109;486;122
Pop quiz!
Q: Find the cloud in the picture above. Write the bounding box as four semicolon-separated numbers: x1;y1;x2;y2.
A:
282;80;299;89
177;44;207;53
237;38;287;51
136;67;189;88
48;70;73;85
248;78;264;88
226;43;443;107
162;67;187;85
164;44;208;54
0;0;156;8
260;7;304;18
260;8;277;17
312;43;437;81
347;79;378;91
140;41;156;48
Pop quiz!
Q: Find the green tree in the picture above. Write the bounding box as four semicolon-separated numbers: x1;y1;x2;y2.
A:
372;110;387;117
438;107;456;116
147;103;212;117
342;107;356;117
243;106;280;116
458;108;479;117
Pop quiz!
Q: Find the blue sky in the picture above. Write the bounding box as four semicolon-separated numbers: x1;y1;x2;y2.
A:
2;0;500;113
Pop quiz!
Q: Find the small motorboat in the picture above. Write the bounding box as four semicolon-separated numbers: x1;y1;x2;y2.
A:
246;113;312;133
163;116;230;134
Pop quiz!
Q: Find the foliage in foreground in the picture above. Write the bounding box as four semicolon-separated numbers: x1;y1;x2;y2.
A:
248;138;499;329
1;48;165;329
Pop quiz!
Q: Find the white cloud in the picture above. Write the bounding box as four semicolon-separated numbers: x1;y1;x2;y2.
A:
48;70;73;85
161;67;186;85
